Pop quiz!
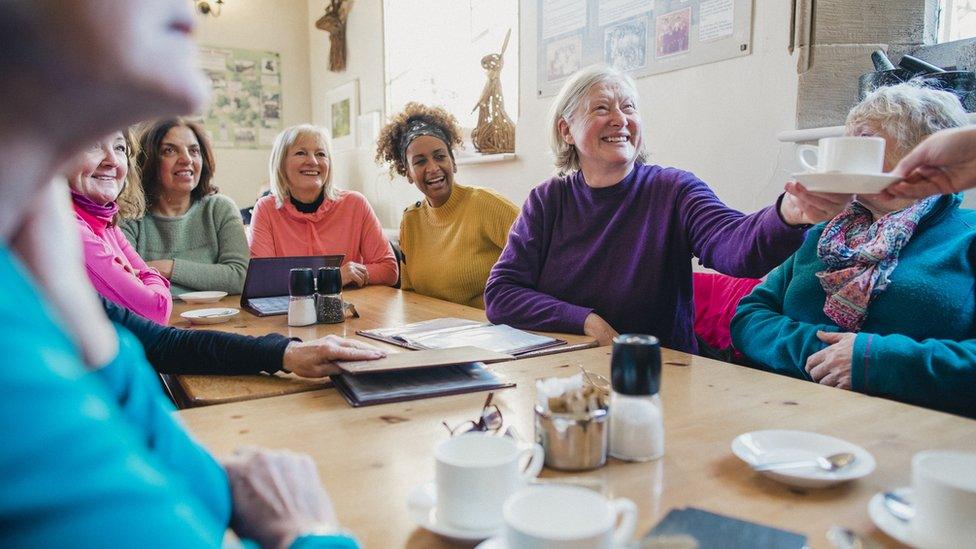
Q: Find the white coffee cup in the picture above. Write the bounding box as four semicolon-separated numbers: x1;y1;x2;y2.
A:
910;450;976;548
503;485;637;549
796;136;886;174
435;433;544;531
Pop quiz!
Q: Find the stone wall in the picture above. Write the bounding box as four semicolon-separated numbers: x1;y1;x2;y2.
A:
797;0;939;128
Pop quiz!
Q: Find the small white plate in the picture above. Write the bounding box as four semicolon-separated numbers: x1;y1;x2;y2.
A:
475;536;506;549
179;291;228;304
179;307;239;325
406;481;502;542
792;171;899;194
731;430;876;488
868;487;913;546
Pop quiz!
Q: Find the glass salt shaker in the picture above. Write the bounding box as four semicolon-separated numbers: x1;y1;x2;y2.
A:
287;268;317;327
609;334;665;462
315;267;344;324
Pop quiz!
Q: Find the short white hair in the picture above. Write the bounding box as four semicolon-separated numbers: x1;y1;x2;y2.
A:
547;65;647;175
846;82;969;157
268;124;338;206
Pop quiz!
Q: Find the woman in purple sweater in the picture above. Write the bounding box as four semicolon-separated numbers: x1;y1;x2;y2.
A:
485;66;848;350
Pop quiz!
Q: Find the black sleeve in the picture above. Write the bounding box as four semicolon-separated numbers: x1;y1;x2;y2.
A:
100;296;290;375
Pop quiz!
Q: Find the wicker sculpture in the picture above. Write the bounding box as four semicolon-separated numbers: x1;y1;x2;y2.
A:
471;29;515;154
316;0;353;72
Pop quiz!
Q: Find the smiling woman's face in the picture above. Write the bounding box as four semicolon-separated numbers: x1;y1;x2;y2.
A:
405;135;455;207
559;82;643;173
284;133;330;199
68;132;129;205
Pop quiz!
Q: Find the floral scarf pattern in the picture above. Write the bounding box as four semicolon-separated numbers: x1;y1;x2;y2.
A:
816;196;937;331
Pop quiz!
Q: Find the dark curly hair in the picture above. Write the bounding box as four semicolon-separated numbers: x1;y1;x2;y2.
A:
374;102;464;178
136;118;217;212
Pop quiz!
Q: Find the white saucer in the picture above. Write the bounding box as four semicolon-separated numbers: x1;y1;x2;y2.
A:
180;307;239;325
731;430;876;488
868;487;913;546
406;481;502;542
475;536;506;549
792;171;899;194
179;291;228;304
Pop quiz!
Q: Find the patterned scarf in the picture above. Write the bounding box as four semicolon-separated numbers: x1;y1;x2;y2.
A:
816;196;937;331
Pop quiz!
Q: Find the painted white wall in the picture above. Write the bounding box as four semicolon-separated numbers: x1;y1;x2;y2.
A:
194;0;312;208
307;0;801;229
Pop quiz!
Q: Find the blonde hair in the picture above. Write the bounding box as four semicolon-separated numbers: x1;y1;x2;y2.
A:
268;124;337;206
115;127;146;222
846;82;969;157
547;65;647;175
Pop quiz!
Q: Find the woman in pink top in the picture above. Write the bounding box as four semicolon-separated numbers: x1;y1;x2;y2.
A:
69;131;172;325
249;124;397;287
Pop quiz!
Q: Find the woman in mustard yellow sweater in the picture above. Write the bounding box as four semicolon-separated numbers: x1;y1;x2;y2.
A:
376;103;519;308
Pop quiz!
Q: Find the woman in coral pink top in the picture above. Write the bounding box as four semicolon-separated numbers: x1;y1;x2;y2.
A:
69;131;172;325
249;124;397;287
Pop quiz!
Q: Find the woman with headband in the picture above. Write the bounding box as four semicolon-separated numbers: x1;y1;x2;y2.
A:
376;103;519;308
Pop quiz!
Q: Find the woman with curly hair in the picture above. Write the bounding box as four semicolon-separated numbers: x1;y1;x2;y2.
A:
123;118;249;296
376;103;519;308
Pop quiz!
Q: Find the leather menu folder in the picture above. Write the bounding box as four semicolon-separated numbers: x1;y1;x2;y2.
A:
336;346;514;374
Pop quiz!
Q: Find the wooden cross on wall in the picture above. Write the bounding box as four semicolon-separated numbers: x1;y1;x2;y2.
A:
316;0;354;72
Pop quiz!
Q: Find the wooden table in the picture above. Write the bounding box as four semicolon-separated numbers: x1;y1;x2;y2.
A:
179;345;976;548
169;287;595;407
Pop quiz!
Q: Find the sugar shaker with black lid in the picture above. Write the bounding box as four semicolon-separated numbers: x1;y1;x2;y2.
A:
315;267;344;324
608;334;665;461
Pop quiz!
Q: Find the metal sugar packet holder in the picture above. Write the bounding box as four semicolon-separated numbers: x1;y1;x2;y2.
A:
534;366;610;471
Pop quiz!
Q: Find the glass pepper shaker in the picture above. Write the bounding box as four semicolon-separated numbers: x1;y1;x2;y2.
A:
287;268;317;327
608;334;665;461
315;267;344;324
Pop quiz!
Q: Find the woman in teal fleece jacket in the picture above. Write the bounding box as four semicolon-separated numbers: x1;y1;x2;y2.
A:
732;84;976;418
0;0;360;546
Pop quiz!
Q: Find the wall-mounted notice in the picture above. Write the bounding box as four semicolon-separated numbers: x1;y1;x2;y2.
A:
536;0;752;97
198;46;283;149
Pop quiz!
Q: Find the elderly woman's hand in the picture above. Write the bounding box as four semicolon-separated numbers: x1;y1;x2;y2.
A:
804;331;855;390
146;259;174;279
583;313;619;346
223;446;341;549
781;181;853;225
340;262;368;287
283;335;386;378
887;126;976;198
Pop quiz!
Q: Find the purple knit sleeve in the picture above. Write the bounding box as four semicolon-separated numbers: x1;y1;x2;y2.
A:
673;170;807;278
485;185;593;334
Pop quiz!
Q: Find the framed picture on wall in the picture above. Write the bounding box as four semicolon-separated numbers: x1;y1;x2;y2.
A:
326;80;359;151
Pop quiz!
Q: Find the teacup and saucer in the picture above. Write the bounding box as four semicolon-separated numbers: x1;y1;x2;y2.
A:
869;450;976;548
792;136;899;194
407;433;544;541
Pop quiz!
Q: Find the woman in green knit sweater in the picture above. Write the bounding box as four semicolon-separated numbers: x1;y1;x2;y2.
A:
123;119;249;295
375;103;519;308
731;84;976;418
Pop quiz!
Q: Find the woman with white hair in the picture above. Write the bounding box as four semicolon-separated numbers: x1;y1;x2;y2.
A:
732;83;976;418
485;65;843;350
249;124;397;287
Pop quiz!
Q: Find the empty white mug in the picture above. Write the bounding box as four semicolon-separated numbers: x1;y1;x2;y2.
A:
911;450;976;548
503;485;637;549
796;136;886;174
435;433;544;531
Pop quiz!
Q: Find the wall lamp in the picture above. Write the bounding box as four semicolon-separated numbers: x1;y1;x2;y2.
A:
195;0;224;17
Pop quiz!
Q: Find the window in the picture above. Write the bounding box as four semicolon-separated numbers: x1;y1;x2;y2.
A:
937;0;976;42
383;0;519;136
